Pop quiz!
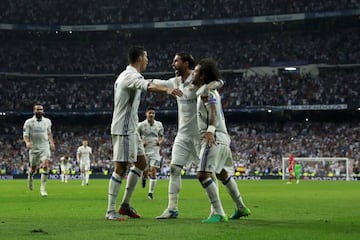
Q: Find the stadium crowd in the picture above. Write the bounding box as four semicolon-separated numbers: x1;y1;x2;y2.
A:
1;69;359;112
0;120;359;177
1;28;359;73
0;0;357;24
0;0;359;179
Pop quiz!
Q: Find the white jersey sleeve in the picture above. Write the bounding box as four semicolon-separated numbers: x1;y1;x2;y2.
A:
150;78;177;88
197;90;230;145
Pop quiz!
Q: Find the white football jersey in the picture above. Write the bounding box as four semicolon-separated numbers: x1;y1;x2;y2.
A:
77;146;92;162
111;65;149;135
138;119;164;154
23;116;52;150
197;89;230;145
152;73;199;137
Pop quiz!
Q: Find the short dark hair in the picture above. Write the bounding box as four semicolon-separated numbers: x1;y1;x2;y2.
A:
146;106;156;112
197;58;221;84
176;52;195;69
34;102;43;106
128;46;146;64
33;103;43;109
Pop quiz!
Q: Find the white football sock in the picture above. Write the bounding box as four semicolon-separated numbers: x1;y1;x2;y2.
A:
168;167;181;210
202;178;225;216
107;172;122;212
40;172;48;191
85;172;89;184
121;166;141;205
149;178;157;194
223;176;246;209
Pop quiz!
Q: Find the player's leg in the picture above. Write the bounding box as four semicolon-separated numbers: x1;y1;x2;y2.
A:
121;155;145;204
80;168;85;186
148;156;161;200
157;137;198;219
28;165;37;190
118;155;144;218
167;141;185;211
156;138;187;218
198;144;227;222
148;166;156;199
27;150;37;190
64;165;69;183
217;147;251;219
105;135;129;221
80;162;85;186
287;168;294;184
40;158;50;197
296;171;300;184
199;172;224;215
142;169;148;188
118;134;144;218
208;172;219;217
218;170;251;219
60;165;64;182
85;164;90;185
105;161;127;221
142;156;150;189
156;163;181;219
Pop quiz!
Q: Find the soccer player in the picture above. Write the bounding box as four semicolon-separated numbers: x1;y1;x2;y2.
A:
23;103;55;197
154;53;224;219
76;139;92;186
295;162;301;184
192;58;251;222
138;106;165;200
105;46;183;221
60;154;71;183
287;154;295;184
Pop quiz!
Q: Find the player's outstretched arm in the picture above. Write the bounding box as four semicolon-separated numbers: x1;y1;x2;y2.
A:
208;79;224;90
196;79;224;97
148;82;183;97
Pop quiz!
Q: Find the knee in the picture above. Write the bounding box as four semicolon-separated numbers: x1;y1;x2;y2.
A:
197;171;211;183
113;163;128;177
114;168;124;177
197;172;207;182
134;155;147;171
170;165;182;176
149;167;157;178
42;161;50;171
216;170;228;182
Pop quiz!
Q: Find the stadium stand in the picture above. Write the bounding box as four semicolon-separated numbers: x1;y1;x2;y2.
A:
0;0;358;24
0;1;359;178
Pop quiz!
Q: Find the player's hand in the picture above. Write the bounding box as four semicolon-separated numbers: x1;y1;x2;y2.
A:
203;132;215;147
156;140;162;146
25;142;32;149
207;80;224;90
196;80;224;97
196;84;210;97
167;88;183;97
50;143;55;151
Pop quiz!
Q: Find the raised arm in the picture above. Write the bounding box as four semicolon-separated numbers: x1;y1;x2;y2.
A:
196;79;224;97
147;82;183;97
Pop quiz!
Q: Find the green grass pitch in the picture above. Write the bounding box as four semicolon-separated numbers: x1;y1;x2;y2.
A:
0;179;359;240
